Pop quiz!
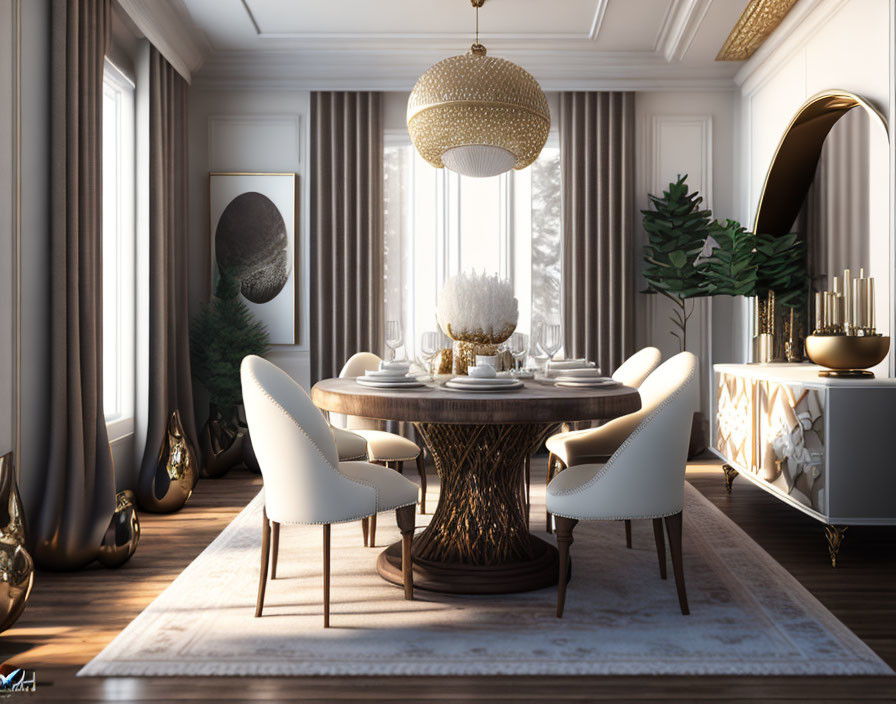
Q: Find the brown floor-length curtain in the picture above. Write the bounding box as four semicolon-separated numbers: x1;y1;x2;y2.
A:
310;92;384;384
35;0;115;569
560;92;636;375
136;48;198;504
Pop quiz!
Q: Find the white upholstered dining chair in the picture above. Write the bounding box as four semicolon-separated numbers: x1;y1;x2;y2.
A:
546;351;698;618
333;352;428;527
240;355;418;627
544;346;662;537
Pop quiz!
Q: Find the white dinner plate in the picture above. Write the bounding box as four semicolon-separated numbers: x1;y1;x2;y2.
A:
444;380;524;393
356;378;425;389
447;376;521;386
555;379;621;389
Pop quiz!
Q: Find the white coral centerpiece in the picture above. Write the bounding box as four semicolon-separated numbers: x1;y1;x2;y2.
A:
437;270;518;343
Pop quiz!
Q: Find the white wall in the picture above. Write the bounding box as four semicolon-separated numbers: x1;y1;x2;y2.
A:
188;89;311;400
635;90;737;417
734;0;893;373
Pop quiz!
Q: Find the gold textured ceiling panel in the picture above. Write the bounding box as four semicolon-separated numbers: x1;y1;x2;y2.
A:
716;0;800;62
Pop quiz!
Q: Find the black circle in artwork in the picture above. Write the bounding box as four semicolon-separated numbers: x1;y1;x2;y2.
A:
215;191;290;304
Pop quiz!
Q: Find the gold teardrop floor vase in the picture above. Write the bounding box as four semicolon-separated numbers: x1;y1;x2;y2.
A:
0;452;34;633
200;406;245;479
137;410;198;513
97;490;140;568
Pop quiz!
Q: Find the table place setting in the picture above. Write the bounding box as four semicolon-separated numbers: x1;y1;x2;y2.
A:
356;360;427;389
443;362;524;393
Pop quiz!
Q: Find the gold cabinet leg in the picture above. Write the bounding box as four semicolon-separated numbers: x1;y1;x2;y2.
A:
722;464;738;494
824;525;847;567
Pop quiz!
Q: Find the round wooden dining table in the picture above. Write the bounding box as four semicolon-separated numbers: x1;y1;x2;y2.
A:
311;377;641;595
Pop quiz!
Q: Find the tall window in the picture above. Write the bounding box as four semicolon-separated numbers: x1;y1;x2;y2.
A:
384;137;561;360
102;59;136;437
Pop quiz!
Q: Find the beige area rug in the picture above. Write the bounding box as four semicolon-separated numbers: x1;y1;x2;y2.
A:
79;476;891;677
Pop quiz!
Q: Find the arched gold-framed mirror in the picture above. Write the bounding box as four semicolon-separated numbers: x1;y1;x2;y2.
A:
752;90;890;370
754;90;887;237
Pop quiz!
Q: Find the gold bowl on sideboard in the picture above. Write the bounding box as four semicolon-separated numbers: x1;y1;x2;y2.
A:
805;334;890;378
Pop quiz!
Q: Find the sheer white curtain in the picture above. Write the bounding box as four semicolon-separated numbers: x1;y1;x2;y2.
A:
384;138;561;363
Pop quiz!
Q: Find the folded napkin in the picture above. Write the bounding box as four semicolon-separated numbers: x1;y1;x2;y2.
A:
546;358;593;370
379;360;411;371
556;367;604;378
468;365;497;379
365;368;411;378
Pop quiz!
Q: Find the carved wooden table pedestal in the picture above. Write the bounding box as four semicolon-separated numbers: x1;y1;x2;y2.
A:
311;378;641;594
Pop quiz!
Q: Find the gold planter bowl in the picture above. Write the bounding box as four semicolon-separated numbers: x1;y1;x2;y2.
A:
805;334;890;378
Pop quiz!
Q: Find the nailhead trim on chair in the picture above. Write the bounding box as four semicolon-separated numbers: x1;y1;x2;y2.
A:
246;368;385;522
369;454;420;462
548;364;696;505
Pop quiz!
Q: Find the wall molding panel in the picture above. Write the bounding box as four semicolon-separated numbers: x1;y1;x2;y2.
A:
655;0;713;62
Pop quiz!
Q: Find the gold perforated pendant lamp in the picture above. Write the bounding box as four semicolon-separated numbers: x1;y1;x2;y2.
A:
407;0;550;178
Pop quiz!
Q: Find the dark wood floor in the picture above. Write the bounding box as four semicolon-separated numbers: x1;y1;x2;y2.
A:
2;459;895;702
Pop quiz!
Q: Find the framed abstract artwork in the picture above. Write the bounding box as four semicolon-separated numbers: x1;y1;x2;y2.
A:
209;172;298;344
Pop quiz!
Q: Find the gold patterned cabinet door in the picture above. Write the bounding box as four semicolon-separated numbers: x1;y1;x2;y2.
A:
716;372;754;472
757;381;826;512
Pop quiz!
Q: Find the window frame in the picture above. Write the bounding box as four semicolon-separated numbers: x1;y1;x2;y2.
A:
384;131;561;361
102;57;137;442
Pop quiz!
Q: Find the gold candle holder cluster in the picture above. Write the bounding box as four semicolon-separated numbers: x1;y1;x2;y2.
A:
807;267;889;378
813;268;876;336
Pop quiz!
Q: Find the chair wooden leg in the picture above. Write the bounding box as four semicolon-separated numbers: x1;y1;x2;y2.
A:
270;521;280;579
396;460;404;474
652;518;667;580
255;509;271;618
624;519;632;549
664;511;689;615
369;513;377;548
361;516;369;547
395;504;416;600
415;453;427;514
554;516;578;618
323;523;331;628
545;453;556;534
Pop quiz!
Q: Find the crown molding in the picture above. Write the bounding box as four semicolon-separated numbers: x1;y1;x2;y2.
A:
655;0;712;62
236;0;609;44
734;0;847;95
588;0;610;40
116;0;209;82
192;49;738;92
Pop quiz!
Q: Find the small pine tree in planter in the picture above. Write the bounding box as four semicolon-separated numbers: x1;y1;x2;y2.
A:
641;174;712;351
190;268;271;477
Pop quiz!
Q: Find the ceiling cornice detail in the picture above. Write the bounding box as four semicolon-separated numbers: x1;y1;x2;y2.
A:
117;0;209;82
734;0;848;94
655;0;713;62
716;0;799;62
192;49;738;92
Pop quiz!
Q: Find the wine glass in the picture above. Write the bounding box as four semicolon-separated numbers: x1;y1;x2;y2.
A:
509;332;529;370
385;320;403;360
541;323;562;361
417;330;441;372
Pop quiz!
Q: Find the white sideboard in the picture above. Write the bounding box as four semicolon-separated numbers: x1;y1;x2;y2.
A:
712;363;896;565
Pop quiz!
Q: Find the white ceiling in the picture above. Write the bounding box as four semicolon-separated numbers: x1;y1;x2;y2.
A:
175;0;750;90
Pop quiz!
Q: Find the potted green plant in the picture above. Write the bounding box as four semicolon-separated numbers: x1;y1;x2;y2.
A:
190;268;271;477
641;175;712;351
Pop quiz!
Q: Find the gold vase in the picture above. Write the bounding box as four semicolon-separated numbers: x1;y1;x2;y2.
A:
200;405;244;479
0;452;34;633
137;409;198;513
97;490;140;568
446;324;514;375
805;334;890;377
